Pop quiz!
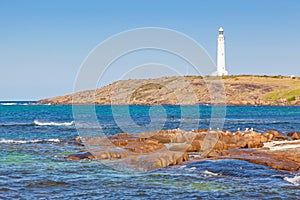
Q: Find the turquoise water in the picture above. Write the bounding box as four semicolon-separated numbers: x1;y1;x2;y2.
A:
0;102;300;199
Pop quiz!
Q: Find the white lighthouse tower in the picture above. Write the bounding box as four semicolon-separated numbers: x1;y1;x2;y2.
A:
213;27;228;76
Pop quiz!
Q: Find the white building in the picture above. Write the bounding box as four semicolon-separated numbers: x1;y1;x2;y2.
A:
213;27;228;76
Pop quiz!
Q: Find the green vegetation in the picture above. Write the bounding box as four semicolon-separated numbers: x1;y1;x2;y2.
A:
205;74;290;80
263;88;300;101
288;96;296;102
184;75;203;79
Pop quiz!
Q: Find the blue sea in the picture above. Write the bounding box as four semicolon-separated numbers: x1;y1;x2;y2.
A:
1;102;300;199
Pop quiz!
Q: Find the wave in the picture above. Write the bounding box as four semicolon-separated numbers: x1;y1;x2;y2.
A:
0;138;61;144
33;120;74;126
168;118;296;125
0;102;34;106
179;166;220;176
202;170;219;176
0;103;18;106
225;119;293;125
284;175;300;186
0;120;74;127
0;122;33;127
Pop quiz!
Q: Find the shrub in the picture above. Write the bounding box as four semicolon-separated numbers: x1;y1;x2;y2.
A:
287;96;296;102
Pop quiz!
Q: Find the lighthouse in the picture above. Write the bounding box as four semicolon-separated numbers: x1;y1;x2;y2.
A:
213;27;228;76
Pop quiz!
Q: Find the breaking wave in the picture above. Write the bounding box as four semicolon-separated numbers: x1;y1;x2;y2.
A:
284;175;300;186
225;119;295;125
33;120;74;126
0;138;61;144
0;122;33;127
202;170;220;176
0;103;18;106
0;120;74;127
0;102;35;106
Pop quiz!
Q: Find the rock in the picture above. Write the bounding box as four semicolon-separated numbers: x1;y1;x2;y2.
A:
236;139;248;149
65;151;95;160
213;140;224;151
273;135;287;141
188;139;202;152
149;129;187;143
84;132;166;154
219;148;300;171
215;131;263;150
264;130;280;137
168;143;191;152
200;130;220;155
260;135;269;143
90;147;132;160
118;151;189;171
65;128;300;171
288;132;300;140
206;150;220;158
75;137;83;143
263;132;274;142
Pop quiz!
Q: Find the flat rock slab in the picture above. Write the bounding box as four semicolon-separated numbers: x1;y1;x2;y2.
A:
65;129;300;171
217;148;300;171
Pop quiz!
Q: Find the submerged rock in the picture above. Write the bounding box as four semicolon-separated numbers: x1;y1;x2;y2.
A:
65;151;95;160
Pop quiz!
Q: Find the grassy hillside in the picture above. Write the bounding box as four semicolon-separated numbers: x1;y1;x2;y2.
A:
38;75;300;106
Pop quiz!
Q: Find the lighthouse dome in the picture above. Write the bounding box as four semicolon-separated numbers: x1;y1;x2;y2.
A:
218;27;224;35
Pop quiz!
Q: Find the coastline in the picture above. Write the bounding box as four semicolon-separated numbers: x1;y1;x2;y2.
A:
67;129;300;172
1;102;300;198
37;75;300;106
35;103;300;106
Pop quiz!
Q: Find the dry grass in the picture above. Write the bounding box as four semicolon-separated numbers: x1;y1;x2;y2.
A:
38;75;300;105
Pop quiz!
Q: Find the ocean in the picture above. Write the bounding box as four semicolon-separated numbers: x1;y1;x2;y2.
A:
1;102;300;199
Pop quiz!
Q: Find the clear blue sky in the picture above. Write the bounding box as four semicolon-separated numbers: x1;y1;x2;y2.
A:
1;0;299;100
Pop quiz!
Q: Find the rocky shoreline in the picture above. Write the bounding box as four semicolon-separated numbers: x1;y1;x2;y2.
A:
66;129;300;172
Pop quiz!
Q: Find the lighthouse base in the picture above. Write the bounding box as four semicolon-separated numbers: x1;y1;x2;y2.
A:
212;70;228;76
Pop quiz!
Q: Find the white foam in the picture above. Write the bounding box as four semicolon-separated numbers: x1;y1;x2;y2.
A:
284;175;300;186
46;139;61;142
185;167;197;171
0;102;30;106
1;103;17;106
0;139;27;144
33;120;74;126
263;140;300;151
202;170;219;176
0;138;61;144
0;122;31;127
